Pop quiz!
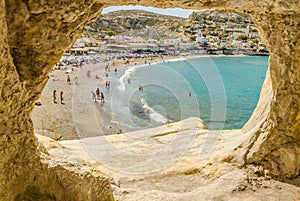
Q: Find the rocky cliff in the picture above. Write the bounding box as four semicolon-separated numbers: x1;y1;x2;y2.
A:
0;0;114;200
87;10;184;39
86;9;260;42
0;0;299;200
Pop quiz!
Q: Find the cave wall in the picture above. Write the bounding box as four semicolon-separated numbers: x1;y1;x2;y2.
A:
1;0;114;200
0;0;299;200
245;9;300;179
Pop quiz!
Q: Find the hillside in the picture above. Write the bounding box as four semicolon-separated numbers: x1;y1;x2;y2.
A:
86;10;185;39
186;10;257;36
85;9;260;43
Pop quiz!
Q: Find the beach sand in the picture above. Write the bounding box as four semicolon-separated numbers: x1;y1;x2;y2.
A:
32;54;186;140
32;53;248;140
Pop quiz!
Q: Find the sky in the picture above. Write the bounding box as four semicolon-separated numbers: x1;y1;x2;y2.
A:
102;6;198;18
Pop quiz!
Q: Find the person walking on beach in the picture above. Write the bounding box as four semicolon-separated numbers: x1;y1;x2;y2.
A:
96;88;100;100
100;92;105;103
67;75;71;85
114;67;117;74
105;63;110;71
91;91;97;102
60;91;64;104
87;70;91;78
105;81;111;89
53;90;57;104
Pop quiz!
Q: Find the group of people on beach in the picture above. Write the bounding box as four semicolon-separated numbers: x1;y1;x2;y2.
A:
105;81;111;90
92;87;105;103
49;54;170;136
51;56;171;108
91;79;111;103
66;74;79;85
53;90;64;104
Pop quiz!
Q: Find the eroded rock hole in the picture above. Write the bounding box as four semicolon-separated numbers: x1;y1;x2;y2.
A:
32;8;269;139
1;1;299;201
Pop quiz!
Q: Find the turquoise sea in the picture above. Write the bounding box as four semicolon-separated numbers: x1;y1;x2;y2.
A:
105;56;268;131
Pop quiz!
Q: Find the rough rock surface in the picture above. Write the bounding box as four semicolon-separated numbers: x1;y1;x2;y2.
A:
36;117;300;201
0;0;114;200
87;10;185;39
0;0;299;200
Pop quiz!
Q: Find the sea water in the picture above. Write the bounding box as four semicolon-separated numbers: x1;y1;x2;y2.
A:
105;56;268;131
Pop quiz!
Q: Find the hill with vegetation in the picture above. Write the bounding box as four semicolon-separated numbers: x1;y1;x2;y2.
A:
86;10;185;39
85;9;263;47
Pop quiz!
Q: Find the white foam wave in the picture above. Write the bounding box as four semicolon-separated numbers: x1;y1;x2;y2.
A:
118;66;139;91
140;99;167;124
118;58;190;91
165;58;187;62
117;58;187;91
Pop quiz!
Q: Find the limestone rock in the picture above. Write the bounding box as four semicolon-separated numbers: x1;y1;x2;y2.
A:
0;0;299;200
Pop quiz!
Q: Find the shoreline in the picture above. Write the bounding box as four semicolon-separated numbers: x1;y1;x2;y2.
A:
31;53;260;140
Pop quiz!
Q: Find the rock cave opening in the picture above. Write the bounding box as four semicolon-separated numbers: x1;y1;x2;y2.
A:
31;6;270;140
1;1;299;200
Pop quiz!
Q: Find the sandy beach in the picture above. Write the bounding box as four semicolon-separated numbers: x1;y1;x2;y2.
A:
32;54;192;140
32;53;250;140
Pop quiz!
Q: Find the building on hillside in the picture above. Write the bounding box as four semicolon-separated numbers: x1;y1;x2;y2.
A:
70;47;89;55
130;36;145;43
158;45;167;52
231;40;243;49
73;38;85;48
179;42;196;51
249;33;260;39
220;37;228;48
166;44;177;54
105;36;117;44
163;38;181;44
106;44;131;53
196;36;208;45
148;39;158;44
147;44;159;52
207;36;219;43
115;35;131;43
245;25;250;36
241;42;251;49
129;43;148;53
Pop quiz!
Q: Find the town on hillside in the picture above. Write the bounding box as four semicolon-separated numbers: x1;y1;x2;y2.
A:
67;10;268;59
